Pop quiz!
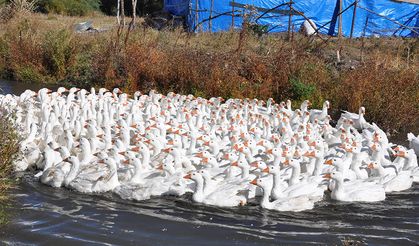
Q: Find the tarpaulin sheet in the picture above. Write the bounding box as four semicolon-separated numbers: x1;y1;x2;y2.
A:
164;0;190;16
164;0;419;37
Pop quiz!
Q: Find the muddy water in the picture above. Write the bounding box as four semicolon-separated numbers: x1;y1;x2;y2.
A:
1;80;418;245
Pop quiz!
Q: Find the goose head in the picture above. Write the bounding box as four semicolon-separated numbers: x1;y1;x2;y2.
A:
323;171;344;182
359;106;366;116
263;165;280;175
367;161;380;170
283;158;300;168
183;171;203;183
250;177;269;190
324;100;330;109
201;156;218;167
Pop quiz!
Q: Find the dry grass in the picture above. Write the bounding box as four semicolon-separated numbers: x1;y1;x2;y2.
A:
0;113;19;192
0;112;19;225
0;14;418;134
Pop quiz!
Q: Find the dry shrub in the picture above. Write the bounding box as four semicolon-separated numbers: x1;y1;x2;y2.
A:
337;63;418;132
0;15;417;134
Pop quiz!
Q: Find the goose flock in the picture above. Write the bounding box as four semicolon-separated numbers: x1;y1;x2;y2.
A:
0;87;418;212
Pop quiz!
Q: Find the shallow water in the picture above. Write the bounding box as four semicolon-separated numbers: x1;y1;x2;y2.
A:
1;80;418;245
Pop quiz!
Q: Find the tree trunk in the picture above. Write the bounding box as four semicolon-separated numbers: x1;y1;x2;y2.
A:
117;0;121;25
121;0;125;26
132;0;138;28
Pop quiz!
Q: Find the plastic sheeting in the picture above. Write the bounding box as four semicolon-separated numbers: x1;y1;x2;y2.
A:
164;0;190;17
164;0;419;37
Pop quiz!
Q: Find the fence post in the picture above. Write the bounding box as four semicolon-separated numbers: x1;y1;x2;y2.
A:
350;0;357;38
209;0;214;32
232;0;235;29
195;0;199;32
288;0;293;40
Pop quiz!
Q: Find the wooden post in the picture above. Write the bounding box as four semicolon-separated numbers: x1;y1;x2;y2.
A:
232;0;235;29
350;0;357;38
209;0;214;32
288;0;293;40
338;0;342;38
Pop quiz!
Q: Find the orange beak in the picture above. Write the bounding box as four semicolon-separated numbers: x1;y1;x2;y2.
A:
197;136;203;141
163;148;171;153
202;157;209;163
204;141;210;146
266;149;273;154
367;163;375;169
250;179;258;185
250;162;259;168
304;151;315;157
98;160;105;164
283;159;290;166
324;159;333;165
262;167;269;173
183;174;192;179
157;164;164;170
167;140;174;145
118;151;125;155
323;173;331;179
131;146;140;152
195;152;204;158
123;160;129;165
231;161;239;167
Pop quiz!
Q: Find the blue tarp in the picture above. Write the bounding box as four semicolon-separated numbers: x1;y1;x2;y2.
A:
164;0;419;37
164;0;190;16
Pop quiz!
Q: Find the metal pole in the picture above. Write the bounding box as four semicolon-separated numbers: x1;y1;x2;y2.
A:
350;0;357;38
195;0;199;32
338;0;342;38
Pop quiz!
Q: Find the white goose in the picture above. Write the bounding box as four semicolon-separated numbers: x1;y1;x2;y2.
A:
324;171;385;202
